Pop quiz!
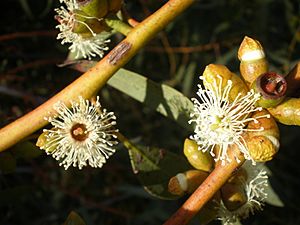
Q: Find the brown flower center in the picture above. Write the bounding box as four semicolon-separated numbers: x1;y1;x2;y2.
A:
71;123;89;141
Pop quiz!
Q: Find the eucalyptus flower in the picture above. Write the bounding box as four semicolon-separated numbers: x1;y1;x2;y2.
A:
189;75;269;165
55;0;110;59
40;96;118;170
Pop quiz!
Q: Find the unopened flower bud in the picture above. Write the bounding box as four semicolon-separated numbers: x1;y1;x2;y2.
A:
183;138;213;172
203;64;249;102
251;72;287;108
36;130;58;153
168;170;208;196
246;109;280;162
268;97;300;126
78;0;109;19
238;36;268;86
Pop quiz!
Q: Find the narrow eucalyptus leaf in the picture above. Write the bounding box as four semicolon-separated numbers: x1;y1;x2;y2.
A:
11;141;42;160
63;211;86;225
69;61;194;131
126;142;192;200
108;69;194;131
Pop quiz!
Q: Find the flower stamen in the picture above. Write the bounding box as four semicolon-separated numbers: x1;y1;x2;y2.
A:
190;75;269;164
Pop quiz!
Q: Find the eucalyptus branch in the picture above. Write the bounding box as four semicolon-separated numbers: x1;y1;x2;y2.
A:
0;0;195;152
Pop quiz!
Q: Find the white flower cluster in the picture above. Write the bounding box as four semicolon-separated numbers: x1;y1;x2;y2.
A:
55;0;110;59
41;96;118;170
189;75;268;165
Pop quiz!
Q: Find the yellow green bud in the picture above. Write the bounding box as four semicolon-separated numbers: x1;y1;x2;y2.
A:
168;170;209;196
202;64;249;102
238;36;268;86
268;97;300;126
36;130;58;153
183;138;214;172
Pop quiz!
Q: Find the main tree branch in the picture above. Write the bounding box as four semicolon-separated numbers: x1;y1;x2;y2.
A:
0;0;195;152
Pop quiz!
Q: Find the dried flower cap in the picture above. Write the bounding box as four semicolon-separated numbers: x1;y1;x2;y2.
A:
189;74;268;165
217;162;268;224
38;96;118;170
238;36;265;62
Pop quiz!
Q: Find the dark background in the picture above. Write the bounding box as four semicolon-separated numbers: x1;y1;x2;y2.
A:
0;0;300;224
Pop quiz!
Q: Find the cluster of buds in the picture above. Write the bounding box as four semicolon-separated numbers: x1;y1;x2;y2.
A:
169;35;300;224
55;0;123;59
168;139;269;224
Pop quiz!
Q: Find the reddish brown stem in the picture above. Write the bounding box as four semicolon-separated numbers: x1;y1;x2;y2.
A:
164;149;244;225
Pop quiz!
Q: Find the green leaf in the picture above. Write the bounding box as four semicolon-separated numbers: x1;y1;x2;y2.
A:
0;152;16;173
108;69;194;131
69;61;194;131
124;139;192;200
11;141;42;160
63;211;86;225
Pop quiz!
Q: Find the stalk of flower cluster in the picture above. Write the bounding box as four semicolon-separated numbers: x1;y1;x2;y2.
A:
0;0;195;153
163;144;245;225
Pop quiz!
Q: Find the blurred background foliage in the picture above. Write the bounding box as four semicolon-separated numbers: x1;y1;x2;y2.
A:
1;0;300;224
